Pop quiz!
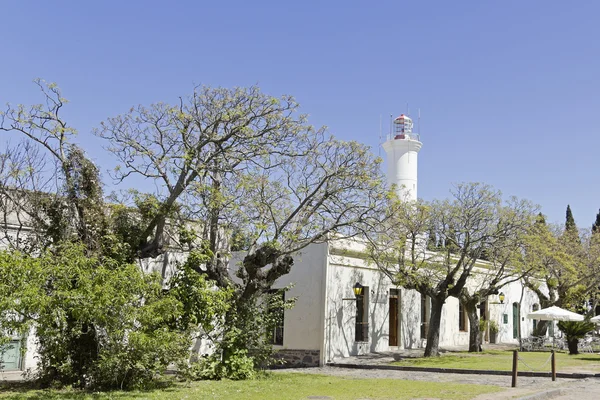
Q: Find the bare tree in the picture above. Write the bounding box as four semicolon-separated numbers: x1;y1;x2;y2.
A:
368;183;535;357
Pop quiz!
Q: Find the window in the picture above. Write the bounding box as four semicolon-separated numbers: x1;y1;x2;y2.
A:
267;289;284;345
532;304;539;331
459;302;467;331
479;301;487;320
355;287;369;342
421;294;430;339
512;302;520;339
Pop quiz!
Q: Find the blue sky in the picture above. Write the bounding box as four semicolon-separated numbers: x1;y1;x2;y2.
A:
1;1;598;227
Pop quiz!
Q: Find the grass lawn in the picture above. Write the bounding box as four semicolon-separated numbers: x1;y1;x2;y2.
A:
0;373;502;400
391;350;600;373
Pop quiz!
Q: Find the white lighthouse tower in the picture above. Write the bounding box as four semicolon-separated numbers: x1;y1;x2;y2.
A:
382;114;422;201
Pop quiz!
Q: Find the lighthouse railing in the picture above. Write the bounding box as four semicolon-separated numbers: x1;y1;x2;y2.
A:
387;133;421;142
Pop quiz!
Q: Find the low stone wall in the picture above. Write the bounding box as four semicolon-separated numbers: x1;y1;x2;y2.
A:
272;349;320;368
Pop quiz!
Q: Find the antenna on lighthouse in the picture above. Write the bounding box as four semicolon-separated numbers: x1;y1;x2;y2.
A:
418;108;421;136
378;114;382;157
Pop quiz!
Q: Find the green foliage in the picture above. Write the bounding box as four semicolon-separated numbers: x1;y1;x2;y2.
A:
426;226;437;251
592;209;600;234
478;319;489;333
214;288;295;377
488;320;499;334
557;320;594;339
169;252;296;380
558;320;595;355
230;227;253;252
191;349;256;381
0;244;190;389
167;252;232;337
522;211;596;313
368;182;536;357
565;205;576;232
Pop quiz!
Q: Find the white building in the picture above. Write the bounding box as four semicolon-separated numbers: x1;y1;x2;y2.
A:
1;113;546;372
262;114;544;367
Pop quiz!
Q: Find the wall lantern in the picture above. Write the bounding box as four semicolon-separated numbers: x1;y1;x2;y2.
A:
499;292;505;304
353;282;364;297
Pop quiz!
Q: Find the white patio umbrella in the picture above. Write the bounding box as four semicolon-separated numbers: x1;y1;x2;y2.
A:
527;306;584;322
527;306;584;349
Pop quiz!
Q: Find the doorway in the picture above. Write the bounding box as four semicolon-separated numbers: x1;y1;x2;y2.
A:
512;302;520;339
479;300;488;341
0;340;21;370
389;289;400;346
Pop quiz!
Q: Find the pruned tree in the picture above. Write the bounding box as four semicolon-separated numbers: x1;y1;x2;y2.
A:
457;196;537;352
367;182;535;357
96;85;388;364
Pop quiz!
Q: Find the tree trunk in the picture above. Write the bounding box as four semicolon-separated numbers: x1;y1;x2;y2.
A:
567;337;579;355
424;296;444;357
466;303;482;352
533;320;549;337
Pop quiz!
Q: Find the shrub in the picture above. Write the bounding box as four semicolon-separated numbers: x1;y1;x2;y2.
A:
0;244;190;389
489;320;499;334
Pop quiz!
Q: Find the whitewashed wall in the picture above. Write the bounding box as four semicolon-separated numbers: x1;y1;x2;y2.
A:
489;280;542;344
270;242;329;352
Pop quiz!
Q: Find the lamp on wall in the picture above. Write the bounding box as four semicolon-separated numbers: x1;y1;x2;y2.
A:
499;292;505;304
353;282;364;297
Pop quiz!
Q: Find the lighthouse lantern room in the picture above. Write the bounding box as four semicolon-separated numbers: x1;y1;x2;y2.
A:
394;114;413;137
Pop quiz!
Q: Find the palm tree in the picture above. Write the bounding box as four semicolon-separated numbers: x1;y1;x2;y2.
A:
557;320;595;354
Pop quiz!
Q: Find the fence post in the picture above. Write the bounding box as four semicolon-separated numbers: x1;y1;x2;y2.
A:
551;350;556;381
511;350;518;387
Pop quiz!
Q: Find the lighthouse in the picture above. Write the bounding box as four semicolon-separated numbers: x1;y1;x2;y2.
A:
382;114;422;201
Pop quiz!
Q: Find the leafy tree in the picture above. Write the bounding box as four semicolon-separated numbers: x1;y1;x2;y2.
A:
96;85;387;369
523;214;600;335
0;81;209;387
367;183;534;357
0;244;190;389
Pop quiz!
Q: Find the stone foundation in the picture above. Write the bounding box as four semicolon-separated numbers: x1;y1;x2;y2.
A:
272;349;320;368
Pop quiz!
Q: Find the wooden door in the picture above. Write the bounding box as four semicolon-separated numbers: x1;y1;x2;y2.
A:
512;303;519;339
389;289;400;346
